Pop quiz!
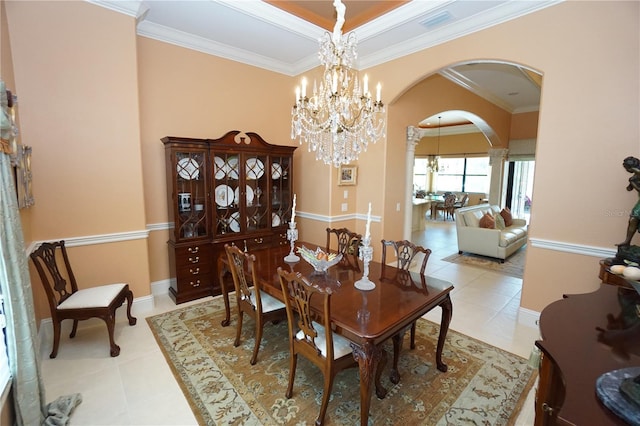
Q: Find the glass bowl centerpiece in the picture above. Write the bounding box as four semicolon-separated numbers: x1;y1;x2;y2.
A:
297;246;342;273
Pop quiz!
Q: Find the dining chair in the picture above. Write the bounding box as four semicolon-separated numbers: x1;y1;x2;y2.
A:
225;244;287;365
381;239;432;276
277;268;357;426
434;193;457;220
325;227;362;268
453;193;469;210
380;239;432;378
29;240;137;358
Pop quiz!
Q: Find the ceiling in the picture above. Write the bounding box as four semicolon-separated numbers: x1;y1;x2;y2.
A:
91;0;556;125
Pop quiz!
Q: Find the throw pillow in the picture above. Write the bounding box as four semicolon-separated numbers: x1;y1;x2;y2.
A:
495;213;506;229
500;207;513;227
479;212;495;229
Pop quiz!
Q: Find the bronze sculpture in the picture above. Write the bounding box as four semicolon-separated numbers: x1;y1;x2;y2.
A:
616;156;640;264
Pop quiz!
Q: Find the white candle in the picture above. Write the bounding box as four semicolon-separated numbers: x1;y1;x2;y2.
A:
291;194;297;224
376;83;382;102
301;77;307;98
365;202;371;239
363;74;369;97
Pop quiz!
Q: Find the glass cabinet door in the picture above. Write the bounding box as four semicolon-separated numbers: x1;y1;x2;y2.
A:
244;154;269;232
212;152;240;236
175;151;208;240
270;155;292;226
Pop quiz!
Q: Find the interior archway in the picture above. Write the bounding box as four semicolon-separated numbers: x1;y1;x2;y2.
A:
397;60;541;241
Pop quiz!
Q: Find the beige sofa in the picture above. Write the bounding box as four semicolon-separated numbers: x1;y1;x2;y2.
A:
454;204;527;262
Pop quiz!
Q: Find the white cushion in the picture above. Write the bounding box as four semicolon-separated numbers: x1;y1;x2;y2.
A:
58;283;127;310
251;289;285;312
499;231;519;247
296;321;353;359
463;210;485;227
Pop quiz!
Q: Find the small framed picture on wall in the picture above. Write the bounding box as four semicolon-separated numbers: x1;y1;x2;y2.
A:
338;165;357;186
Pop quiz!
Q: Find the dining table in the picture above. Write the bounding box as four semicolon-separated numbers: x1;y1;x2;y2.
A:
217;242;454;426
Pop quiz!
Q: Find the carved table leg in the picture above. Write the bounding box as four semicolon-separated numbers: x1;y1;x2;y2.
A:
436;294;453;372
351;341;385;426
390;329;406;384
217;257;231;327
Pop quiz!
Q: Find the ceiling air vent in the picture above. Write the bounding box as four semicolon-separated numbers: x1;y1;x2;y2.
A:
420;10;453;30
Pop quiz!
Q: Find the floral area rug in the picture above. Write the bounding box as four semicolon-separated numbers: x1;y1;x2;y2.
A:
441;246;526;279
147;296;536;425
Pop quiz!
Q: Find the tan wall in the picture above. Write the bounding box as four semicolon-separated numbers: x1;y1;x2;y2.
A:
4;0;639;317
5;1;150;320
415;133;490;156
366;1;639;311
510;111;539;140
136;36;306;282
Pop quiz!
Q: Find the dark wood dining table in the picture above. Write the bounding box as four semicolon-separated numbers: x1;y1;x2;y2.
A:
217;242;454;426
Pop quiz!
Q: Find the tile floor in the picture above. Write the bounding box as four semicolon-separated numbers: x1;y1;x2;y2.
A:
39;220;540;425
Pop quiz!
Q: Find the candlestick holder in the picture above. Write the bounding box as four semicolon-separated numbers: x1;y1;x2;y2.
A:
357;289;370;323
284;221;300;263
354;236;375;291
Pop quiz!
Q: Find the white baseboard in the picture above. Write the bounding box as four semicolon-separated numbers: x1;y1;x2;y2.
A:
151;278;172;296
517;306;540;330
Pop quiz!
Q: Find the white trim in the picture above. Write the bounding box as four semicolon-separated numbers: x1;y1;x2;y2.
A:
136;22;300;76
147;215;383;231
529;238;616;258
89;0;560;76
147;222;170;232
296;211;381;224
151;279;172;296
517;307;540;330
29;229;149;252
86;0;145;18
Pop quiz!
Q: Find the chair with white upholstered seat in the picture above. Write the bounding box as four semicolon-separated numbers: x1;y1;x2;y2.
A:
277;267;357;426
30;240;137;358
225;244;287;365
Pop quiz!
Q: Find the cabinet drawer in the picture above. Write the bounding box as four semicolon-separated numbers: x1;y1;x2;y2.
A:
176;272;212;291
226;235;272;252
175;243;212;267
273;229;289;247
177;262;212;277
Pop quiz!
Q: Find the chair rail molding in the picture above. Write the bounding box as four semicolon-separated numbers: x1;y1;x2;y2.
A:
529;237;616;258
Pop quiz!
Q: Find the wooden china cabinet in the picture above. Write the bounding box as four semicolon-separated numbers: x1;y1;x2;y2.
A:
163;131;296;304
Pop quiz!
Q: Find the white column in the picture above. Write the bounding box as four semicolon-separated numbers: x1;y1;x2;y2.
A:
488;148;509;206
403;126;422;240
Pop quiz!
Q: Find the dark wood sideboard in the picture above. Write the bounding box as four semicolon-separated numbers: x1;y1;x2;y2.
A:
535;283;640;425
599;258;634;289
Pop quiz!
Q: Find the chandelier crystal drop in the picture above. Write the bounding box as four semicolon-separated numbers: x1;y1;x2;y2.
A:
291;0;386;168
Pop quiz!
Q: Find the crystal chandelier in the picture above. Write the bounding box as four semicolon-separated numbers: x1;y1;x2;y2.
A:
291;0;386;168
427;116;441;173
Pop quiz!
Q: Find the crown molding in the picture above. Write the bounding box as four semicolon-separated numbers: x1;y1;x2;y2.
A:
86;0;147;18
88;0;562;76
358;1;562;69
136;21;297;76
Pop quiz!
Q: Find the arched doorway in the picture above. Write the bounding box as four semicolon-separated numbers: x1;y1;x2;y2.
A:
399;61;541;240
